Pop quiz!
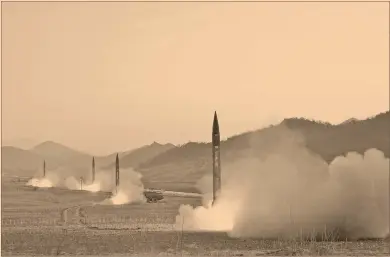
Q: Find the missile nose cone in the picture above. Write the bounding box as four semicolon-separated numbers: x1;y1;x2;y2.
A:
213;111;219;135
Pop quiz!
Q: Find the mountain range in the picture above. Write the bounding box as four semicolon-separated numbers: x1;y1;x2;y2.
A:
2;111;389;192
1;140;176;178
136;111;389;191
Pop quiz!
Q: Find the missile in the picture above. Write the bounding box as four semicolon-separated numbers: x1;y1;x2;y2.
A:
212;111;221;205
43;160;46;178
80;177;83;190
92;157;95;184
115;153;120;193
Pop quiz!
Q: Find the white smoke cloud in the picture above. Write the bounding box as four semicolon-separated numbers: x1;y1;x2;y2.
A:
100;168;146;205
25;165;146;205
26;177;53;188
175;128;389;240
26;171;61;188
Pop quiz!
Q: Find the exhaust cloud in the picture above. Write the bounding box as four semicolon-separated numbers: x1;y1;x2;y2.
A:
176;128;389;240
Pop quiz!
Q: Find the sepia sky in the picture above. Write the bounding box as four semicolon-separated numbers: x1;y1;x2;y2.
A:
2;2;389;155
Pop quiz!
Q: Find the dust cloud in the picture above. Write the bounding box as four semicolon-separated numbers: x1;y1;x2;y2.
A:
26;177;54;188
175;127;389;240
100;169;146;205
26;166;146;205
26;172;61;188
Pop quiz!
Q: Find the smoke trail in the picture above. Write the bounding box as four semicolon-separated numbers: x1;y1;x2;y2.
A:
26;172;61;188
59;167;146;205
100;168;146;205
175;128;389;240
25;166;146;205
25;165;82;189
63;170;114;192
26;177;54;188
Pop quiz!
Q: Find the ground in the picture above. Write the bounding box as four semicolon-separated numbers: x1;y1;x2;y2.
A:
2;176;389;256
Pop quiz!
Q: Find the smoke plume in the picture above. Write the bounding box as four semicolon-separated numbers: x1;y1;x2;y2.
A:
100;168;146;205
25;166;146;205
26;171;61;188
175;127;389;240
26;177;54;188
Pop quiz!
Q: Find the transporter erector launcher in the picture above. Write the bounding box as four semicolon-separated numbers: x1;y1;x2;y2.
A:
212;111;221;205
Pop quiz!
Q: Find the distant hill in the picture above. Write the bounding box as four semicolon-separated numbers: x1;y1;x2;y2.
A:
31;141;86;158
1;142;93;177
28;141;95;176
3;111;388;193
94;152;128;169
1;146;45;177
137;111;389;192
1;140;176;178
340;117;359;125
104;142;176;169
31;141;90;164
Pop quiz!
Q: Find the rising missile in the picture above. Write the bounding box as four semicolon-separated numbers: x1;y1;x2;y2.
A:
115;153;120;193
80;177;84;190
212;111;221;205
92;157;95;184
43;160;46;178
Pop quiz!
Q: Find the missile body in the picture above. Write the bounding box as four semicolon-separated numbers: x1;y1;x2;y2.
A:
92;157;95;184
80;177;83;190
43;160;46;178
212;111;221;205
115;154;120;192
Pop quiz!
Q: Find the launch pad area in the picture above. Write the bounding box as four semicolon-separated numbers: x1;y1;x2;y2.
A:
2;176;388;256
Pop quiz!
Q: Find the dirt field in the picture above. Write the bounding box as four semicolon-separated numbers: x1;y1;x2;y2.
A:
2;176;389;256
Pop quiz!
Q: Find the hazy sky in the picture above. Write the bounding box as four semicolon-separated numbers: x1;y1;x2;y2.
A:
2;2;389;155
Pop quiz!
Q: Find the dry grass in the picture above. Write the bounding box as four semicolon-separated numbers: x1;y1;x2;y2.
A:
2;177;389;256
3;227;388;256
